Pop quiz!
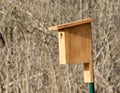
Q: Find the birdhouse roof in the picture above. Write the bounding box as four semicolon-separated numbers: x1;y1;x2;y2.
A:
48;18;94;30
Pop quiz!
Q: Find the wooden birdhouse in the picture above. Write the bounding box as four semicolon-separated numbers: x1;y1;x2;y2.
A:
48;18;94;83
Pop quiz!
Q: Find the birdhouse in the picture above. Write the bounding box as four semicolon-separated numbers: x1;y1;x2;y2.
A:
48;18;94;82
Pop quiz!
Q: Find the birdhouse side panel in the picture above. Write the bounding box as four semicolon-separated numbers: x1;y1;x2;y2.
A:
64;23;92;64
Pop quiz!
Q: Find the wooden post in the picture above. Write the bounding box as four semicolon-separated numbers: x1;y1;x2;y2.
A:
48;18;94;83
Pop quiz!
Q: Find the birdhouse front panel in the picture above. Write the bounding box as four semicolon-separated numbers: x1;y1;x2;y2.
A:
58;23;93;64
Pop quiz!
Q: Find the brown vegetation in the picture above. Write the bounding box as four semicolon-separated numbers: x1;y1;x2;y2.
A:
0;0;120;93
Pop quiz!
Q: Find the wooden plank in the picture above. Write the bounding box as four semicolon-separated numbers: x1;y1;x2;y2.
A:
58;31;67;64
48;18;94;30
83;23;94;82
58;23;92;64
65;23;92;63
83;62;94;83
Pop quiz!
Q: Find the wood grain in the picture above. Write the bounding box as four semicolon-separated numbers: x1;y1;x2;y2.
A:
58;31;66;64
49;19;94;82
58;23;94;82
48;18;94;30
84;62;94;82
58;23;92;64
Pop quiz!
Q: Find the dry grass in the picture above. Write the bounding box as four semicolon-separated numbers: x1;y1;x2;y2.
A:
0;0;120;93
